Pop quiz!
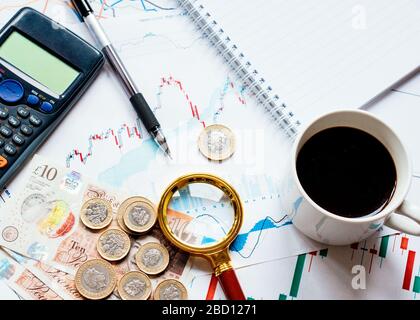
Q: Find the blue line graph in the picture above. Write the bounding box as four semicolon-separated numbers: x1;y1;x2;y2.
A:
231;216;291;259
196;213;292;258
99;0;177;13
116;32;203;53
196;213;230;246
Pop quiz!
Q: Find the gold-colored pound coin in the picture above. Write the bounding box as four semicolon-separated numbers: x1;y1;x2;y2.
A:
116;204;134;235
198;124;236;161
75;259;117;300
120;197;157;234
135;242;169;275
97;228;131;261
153;279;188;300
118;271;152;300
80;198;113;230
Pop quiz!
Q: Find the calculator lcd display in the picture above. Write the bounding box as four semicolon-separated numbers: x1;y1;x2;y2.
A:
0;31;80;95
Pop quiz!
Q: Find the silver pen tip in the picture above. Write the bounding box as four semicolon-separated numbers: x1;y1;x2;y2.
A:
161;144;172;160
151;127;172;159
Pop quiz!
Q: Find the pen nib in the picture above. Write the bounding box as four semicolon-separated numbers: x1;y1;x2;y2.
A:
166;148;173;160
151;127;172;159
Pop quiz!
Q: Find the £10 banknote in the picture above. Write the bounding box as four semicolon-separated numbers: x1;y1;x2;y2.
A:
0;155;190;285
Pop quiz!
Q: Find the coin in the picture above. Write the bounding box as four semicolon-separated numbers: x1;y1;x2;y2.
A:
153;279;188;300
121;197;157;234
75;259;117;300
135;242;169;275
198;124;236;161
116;204;135;235
80;198;113;230
97;228;131;261
118;271;152;300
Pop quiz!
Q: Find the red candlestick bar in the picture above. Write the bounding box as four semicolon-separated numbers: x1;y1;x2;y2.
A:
402;250;416;290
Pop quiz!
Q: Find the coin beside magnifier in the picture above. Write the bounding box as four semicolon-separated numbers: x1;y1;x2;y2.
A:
153;279;188;300
118;271;152;300
75;259;117;300
198;124;236;161
97;228;131;261
135;242;169;275
122;197;157;234
80;198;113;230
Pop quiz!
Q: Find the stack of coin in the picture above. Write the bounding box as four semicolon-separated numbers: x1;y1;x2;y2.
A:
76;195;188;300
117;197;157;236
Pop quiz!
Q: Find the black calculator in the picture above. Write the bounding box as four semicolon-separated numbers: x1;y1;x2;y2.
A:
0;8;104;189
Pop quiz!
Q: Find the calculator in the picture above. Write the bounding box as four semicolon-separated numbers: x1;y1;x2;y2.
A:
0;8;104;189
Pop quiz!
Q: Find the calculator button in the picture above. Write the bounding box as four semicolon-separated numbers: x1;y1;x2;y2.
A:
12;134;25;146
0;108;9;119
0;140;4;148
17;107;30;118
0;156;7;168
29;114;42;127
8;116;20;128
0;126;12;138
40;101;53;113
0;80;24;103
4;144;17;156
20;125;33;136
27;95;40;106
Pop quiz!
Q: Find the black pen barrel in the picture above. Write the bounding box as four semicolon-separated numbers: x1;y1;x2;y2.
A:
71;0;93;19
130;93;160;131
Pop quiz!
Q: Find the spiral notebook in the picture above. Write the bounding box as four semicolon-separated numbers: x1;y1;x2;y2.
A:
179;0;420;137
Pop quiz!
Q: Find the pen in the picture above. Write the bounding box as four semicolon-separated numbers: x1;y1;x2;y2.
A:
71;0;172;158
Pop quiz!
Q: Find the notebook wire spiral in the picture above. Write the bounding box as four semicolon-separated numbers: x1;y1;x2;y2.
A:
178;0;300;139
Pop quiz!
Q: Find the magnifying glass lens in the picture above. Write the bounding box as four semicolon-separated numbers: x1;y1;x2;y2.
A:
167;182;236;248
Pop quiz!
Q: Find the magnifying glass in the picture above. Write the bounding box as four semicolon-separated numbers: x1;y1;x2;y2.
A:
158;173;246;300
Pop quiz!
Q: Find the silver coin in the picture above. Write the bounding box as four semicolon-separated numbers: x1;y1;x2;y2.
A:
75;259;117;300
86;203;108;224
129;206;150;226
122;197;157;234
125;279;145;296
118;271;152;300
97;229;130;261
154;279;188;300
135;242;169;275
198;124;236;161
143;248;162;267
80;198;113;230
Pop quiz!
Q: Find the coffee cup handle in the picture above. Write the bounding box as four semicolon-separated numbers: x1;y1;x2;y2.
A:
385;200;420;235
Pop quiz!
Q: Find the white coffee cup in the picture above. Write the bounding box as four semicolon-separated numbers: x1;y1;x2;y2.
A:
285;109;420;245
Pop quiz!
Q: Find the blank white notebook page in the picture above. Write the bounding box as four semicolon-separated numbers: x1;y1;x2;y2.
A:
196;0;420;125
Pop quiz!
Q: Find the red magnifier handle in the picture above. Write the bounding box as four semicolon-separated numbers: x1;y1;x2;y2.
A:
217;268;246;300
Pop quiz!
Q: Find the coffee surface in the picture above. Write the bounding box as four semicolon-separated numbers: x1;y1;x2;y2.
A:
296;127;396;218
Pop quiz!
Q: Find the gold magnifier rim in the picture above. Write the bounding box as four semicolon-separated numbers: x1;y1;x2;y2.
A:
158;173;243;256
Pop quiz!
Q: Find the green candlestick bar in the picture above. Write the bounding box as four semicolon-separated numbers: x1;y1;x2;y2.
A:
279;293;287;300
413;276;420;294
319;248;329;258
290;254;306;298
379;235;390;258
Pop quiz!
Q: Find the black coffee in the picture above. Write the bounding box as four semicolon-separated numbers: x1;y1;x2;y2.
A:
296;127;396;218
